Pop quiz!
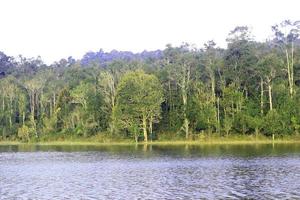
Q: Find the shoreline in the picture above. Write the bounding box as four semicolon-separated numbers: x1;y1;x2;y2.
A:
1;139;300;146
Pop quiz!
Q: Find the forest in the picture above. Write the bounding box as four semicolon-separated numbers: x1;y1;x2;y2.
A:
0;20;300;143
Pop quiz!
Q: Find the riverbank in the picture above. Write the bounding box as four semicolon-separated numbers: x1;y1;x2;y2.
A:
1;135;300;146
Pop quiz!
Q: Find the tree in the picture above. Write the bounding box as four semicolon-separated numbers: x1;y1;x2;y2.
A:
257;51;283;111
226;26;254;43
0;20;300;142
115;70;163;142
98;70;118;134
55;87;73;132
190;82;217;136
247;115;263;138
220;83;245;136
225;26;258;91
264;109;283;139
0;52;14;75
201;41;224;133
0;76;17;137
23;74;46;137
70;82;100;137
164;44;197;139
272;20;300;97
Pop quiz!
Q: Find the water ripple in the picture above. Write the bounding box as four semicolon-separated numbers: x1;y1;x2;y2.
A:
1;145;300;199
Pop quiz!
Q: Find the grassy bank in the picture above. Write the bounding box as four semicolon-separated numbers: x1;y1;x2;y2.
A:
1;134;300;146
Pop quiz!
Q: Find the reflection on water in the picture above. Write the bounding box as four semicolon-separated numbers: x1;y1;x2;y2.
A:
1;144;300;199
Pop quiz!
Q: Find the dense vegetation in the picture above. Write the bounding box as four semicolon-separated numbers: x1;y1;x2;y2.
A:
1;20;300;142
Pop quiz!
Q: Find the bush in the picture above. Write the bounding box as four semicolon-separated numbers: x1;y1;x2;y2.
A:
18;125;31;142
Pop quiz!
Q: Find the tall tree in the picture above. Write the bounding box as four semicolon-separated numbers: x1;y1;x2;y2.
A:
115;70;163;142
257;51;283;111
164;44;197;139
272;20;300;97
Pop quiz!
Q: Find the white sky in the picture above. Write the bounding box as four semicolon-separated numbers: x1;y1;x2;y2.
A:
0;0;299;64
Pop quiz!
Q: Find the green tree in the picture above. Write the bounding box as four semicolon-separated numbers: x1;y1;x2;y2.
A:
164;44;197;139
272;20;300;97
264;109;283;139
115;70;164;142
257;51;283;111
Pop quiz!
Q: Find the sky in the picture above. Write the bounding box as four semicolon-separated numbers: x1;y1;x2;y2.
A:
0;0;299;64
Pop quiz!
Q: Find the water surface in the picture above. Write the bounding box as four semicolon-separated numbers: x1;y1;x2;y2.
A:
1;144;300;199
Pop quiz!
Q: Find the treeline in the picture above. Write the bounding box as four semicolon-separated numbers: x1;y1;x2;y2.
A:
0;20;300;142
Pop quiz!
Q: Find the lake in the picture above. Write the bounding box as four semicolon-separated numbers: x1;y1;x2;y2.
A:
1;144;300;199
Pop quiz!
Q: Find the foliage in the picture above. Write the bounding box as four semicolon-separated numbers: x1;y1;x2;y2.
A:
115;70;164;142
0;20;300;142
17;125;31;142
